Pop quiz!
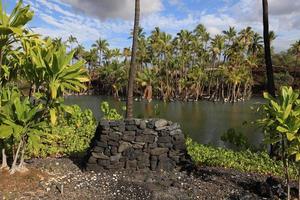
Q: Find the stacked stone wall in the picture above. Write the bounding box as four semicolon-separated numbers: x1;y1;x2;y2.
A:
86;119;187;171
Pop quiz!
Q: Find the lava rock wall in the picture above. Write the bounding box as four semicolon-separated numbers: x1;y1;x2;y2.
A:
86;119;188;171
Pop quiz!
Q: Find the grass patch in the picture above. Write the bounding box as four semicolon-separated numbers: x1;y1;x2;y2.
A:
186;137;297;178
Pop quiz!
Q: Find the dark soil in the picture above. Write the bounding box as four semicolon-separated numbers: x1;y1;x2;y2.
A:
0;158;296;200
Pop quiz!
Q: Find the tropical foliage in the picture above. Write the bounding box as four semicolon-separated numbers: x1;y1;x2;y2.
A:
0;0;90;174
259;86;300;199
79;25;269;102
186;137;297;178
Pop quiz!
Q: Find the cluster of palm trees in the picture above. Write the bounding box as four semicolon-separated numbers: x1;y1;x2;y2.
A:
68;24;270;102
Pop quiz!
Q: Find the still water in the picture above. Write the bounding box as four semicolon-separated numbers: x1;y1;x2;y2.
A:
65;96;264;148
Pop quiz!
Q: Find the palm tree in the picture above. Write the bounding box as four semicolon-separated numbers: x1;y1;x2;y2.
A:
67;35;78;51
123;47;131;64
126;0;140;119
249;33;263;58
290;40;300;76
92;38;109;67
262;0;276;97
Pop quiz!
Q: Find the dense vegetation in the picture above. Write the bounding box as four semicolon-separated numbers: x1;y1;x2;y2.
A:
65;27;300;102
0;0;95;174
187;137;297;178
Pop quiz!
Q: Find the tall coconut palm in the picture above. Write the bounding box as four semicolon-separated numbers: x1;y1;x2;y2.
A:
67;35;78;51
126;0;140;118
92;38;109;67
262;0;275;97
290;40;300;76
249;33;263;58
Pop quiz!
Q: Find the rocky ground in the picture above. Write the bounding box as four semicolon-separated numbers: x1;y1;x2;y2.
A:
0;157;297;200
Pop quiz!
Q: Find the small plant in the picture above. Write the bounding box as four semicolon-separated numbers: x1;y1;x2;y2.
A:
259;86;300;199
0;87;45;174
28;105;97;157
100;101;123;120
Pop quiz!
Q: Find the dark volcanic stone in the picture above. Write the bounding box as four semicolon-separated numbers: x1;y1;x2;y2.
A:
108;140;119;146
137;152;149;161
148;143;158;148
93;146;104;153
123;148;136;160
126;160;137;169
108;132;120;141
150;148;169;156
173;134;185;142
88;156;97;164
97;159;110;167
104;148;111;156
112;125;125;132
110;153;121;162
146;121;155;129
109;121;121;126
170;129;182;136
150;156;158;170
100;134;109;142
137;159;150;169
144;129;158;136
132;142;145;149
125;119;136;125
135;135;155;143
139;120;147;129
96;141;108;148
158;143;173;148
167;123;180;131
154;119;168;128
108;161;125;169
158;136;172;143
125;125;138;131
110;146;118;155
91;152;109;160
157;157;175;171
118;142;132;153
158;130;169;136
173;142;186;150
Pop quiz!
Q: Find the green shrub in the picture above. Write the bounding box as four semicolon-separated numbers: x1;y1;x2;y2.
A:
27;105;97;157
100;101;124;120
186;137;297;178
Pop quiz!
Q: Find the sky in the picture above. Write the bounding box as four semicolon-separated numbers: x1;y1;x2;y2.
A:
7;0;300;52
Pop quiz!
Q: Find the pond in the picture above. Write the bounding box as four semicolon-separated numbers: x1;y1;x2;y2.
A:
65;96;265;148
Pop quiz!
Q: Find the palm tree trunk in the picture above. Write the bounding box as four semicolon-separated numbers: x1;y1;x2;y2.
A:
126;0;140;119
262;0;276;97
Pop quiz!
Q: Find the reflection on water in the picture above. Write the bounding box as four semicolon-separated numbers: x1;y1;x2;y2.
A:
65;96;264;148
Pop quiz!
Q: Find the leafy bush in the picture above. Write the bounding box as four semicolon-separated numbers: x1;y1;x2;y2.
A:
100;101;123;120
186;137;297;178
27;105;97;157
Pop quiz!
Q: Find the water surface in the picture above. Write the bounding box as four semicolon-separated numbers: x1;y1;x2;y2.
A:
65;96;264;148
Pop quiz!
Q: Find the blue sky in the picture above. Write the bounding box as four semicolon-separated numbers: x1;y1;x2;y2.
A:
7;0;300;52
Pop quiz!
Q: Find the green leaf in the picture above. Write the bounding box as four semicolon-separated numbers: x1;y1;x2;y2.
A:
50;108;57;125
286;132;295;141
276;126;288;133
0;125;13;139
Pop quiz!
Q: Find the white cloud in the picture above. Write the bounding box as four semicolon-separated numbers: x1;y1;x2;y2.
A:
22;0;300;51
60;0;164;20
